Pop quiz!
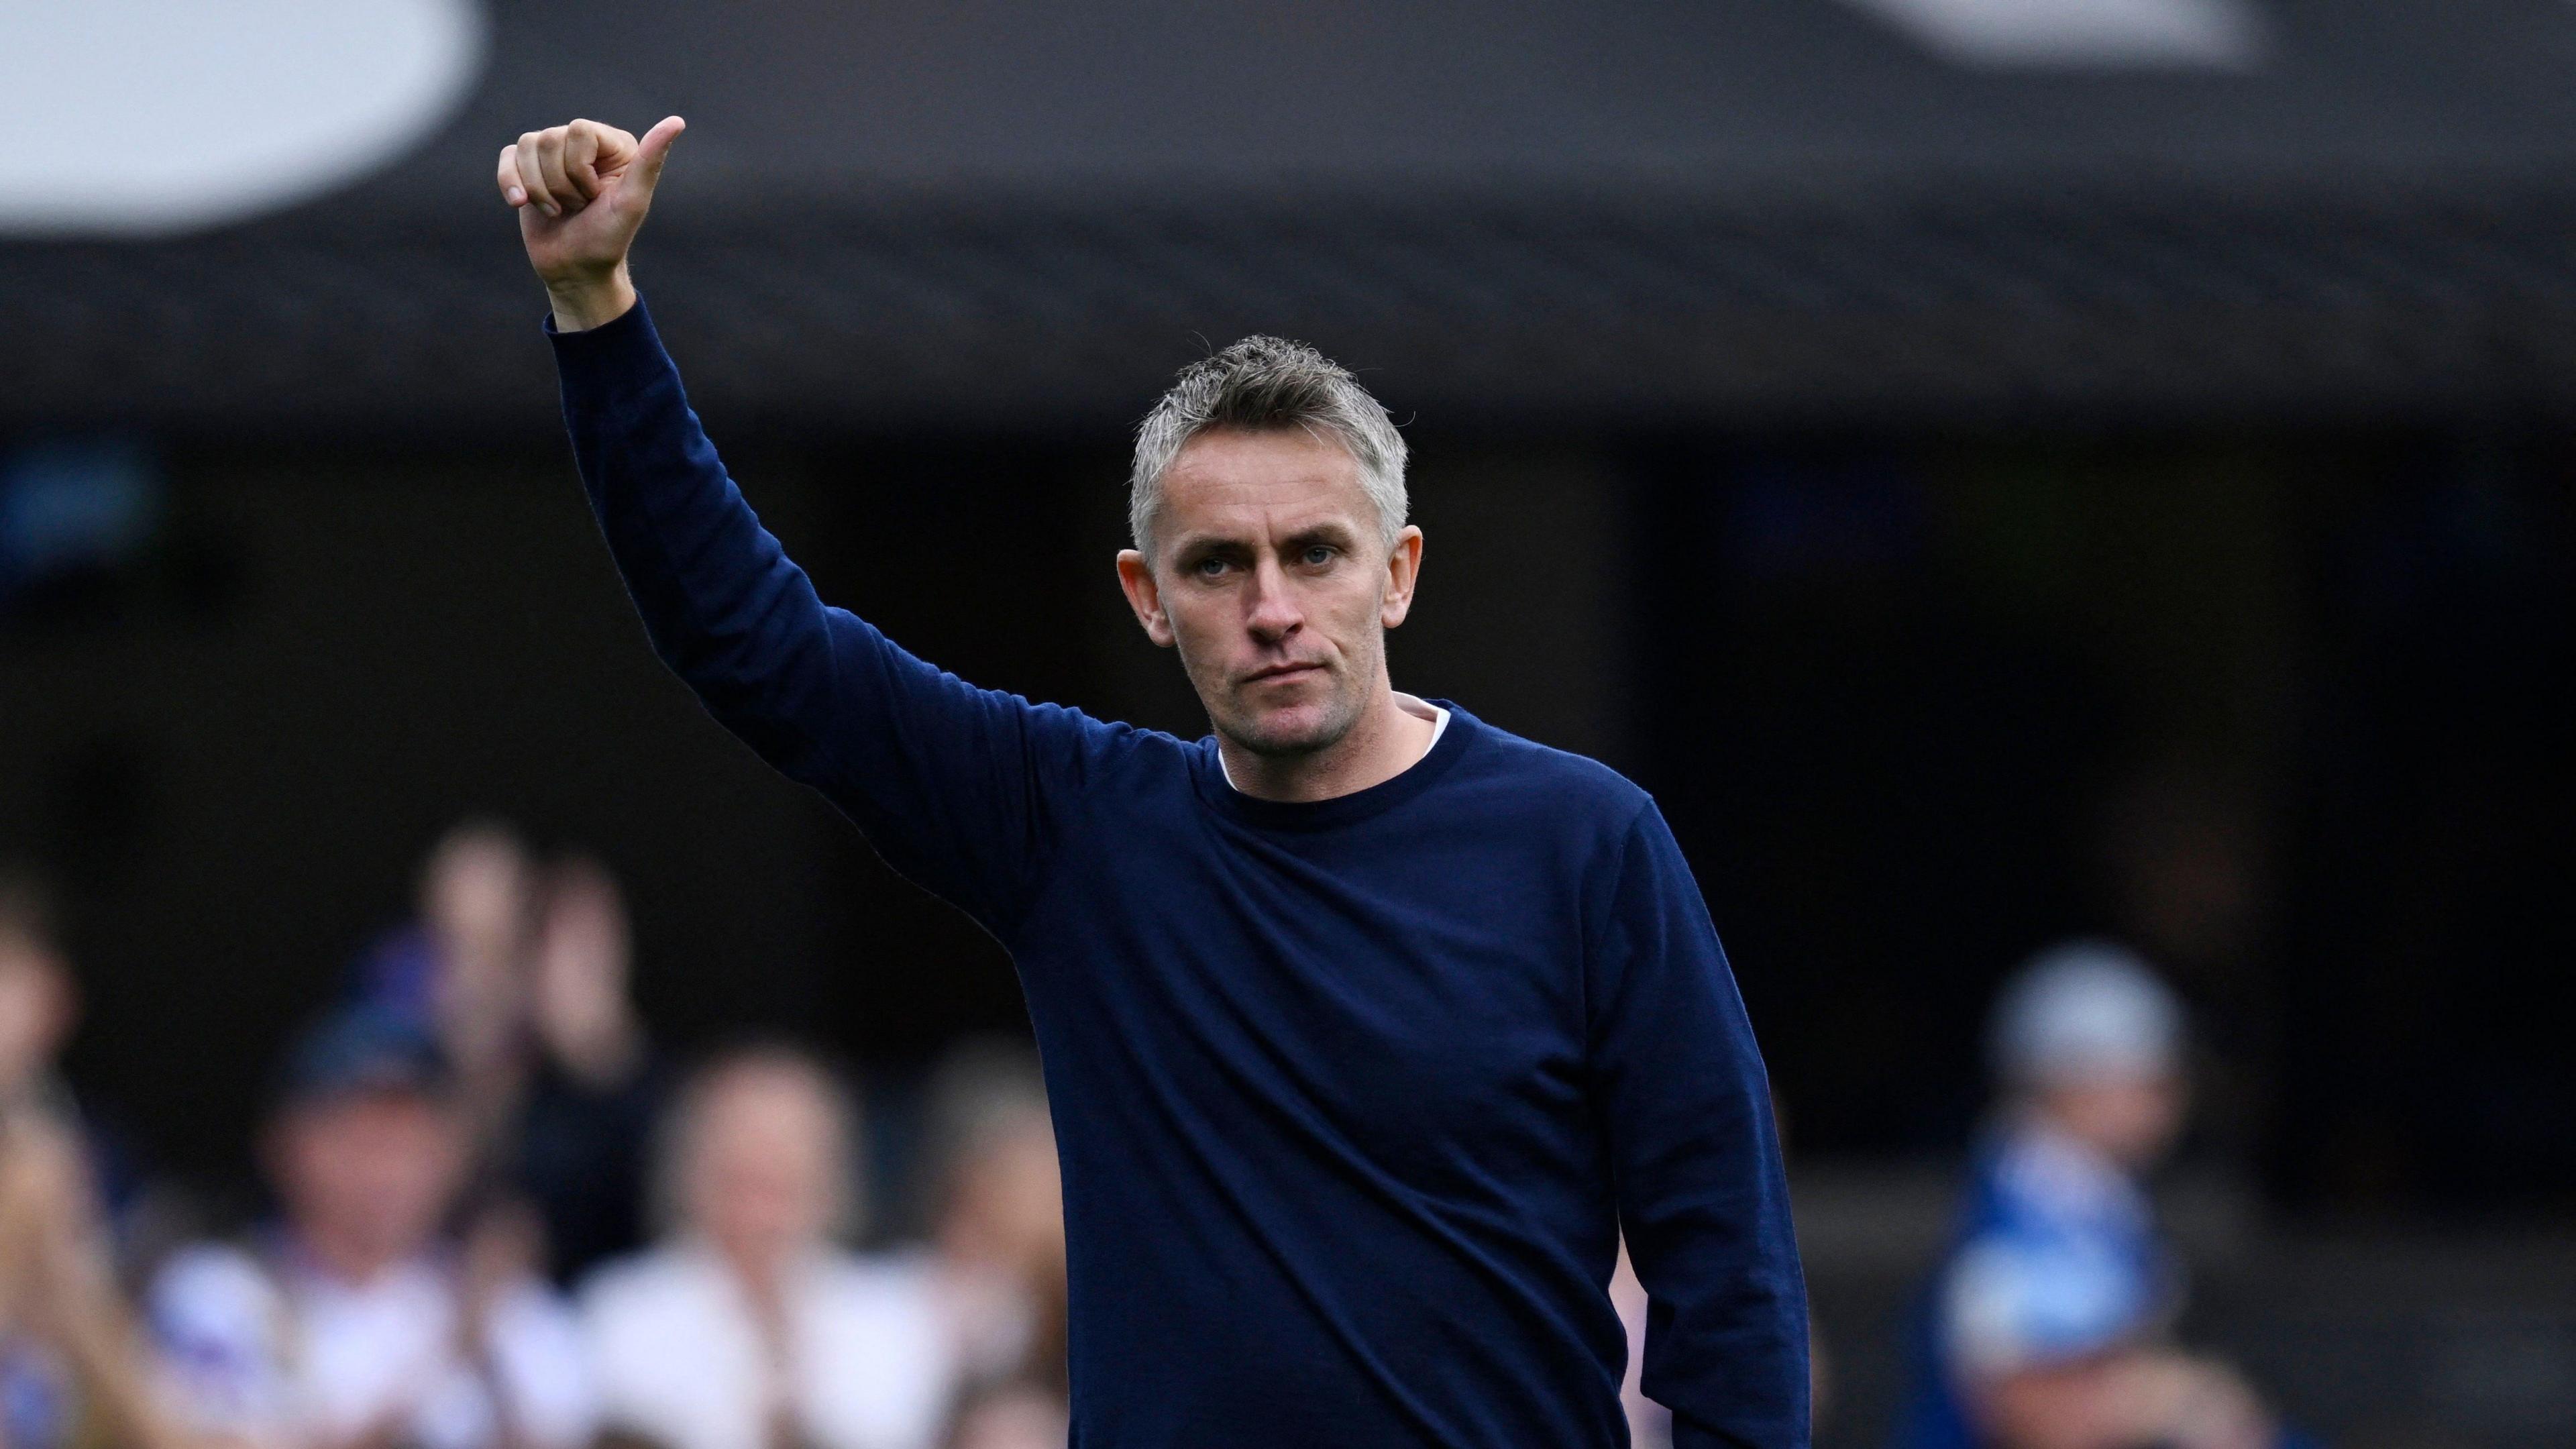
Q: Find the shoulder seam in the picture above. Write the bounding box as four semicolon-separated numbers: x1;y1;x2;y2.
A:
1579;798;1657;1038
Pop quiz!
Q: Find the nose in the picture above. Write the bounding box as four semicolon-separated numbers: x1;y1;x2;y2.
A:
1244;553;1303;643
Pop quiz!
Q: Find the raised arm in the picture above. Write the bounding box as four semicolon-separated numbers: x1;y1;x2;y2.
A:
1587;802;1811;1449
502;118;1096;934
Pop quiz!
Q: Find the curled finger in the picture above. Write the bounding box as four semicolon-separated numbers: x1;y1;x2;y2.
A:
533;129;584;214
564;121;608;201
513;133;558;215
495;144;527;207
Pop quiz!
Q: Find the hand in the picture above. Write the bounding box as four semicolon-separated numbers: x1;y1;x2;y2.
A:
0;1115;114;1346
2164;1356;2273;1449
498;116;686;331
455;1199;545;1362
532;858;645;1087
2116;1352;2271;1449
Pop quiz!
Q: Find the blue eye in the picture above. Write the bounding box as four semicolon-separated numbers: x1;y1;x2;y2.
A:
1302;545;1335;566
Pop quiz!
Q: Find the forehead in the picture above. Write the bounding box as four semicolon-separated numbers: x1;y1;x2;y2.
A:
698;1065;840;1142
1159;427;1371;541
290;1089;451;1133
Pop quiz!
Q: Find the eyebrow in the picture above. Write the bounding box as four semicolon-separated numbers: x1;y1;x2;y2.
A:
1283;522;1359;549
1169;519;1360;559
1170;533;1250;562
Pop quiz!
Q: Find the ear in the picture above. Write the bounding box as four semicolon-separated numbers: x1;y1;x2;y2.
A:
1116;549;1177;647
1380;526;1424;629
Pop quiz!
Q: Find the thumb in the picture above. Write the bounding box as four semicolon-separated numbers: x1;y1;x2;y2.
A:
629;115;686;195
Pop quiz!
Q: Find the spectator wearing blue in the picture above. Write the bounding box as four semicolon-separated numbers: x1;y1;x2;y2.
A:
150;1006;594;1449
1896;941;2292;1449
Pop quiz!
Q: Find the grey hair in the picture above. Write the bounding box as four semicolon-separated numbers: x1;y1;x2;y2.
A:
1128;335;1408;559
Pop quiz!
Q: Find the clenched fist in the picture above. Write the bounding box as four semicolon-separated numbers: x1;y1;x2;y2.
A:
499;115;685;331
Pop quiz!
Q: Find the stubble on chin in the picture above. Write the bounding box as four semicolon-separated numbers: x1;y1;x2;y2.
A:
1212;670;1364;760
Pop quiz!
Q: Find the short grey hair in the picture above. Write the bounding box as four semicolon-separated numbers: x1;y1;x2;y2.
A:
1129;335;1408;559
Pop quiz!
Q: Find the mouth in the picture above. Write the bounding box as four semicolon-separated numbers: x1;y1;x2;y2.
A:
1242;662;1325;687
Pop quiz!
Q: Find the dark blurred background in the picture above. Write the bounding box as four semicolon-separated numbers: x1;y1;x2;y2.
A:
3;3;2573;1447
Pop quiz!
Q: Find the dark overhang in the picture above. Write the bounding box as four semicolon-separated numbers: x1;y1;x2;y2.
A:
10;0;2576;431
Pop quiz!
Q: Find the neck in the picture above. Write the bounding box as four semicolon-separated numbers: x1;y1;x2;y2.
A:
1220;686;1439;803
299;1227;409;1286
551;1018;644;1090
712;1237;802;1333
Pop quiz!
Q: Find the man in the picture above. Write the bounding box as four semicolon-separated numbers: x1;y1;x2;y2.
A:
150;1006;594;1449
498;115;1805;1448
582;1044;962;1449
1894;941;2286;1449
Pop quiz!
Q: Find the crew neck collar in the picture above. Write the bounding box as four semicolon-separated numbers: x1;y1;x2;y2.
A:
1218;700;1449;792
1195;700;1478;832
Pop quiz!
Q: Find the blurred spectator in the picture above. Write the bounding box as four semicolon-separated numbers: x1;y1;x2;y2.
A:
1894;941;2294;1449
510;856;661;1285
150;1006;594;1449
0;871;177;1449
914;1045;1065;1396
0;1108;181;1449
362;827;665;1286
582;1045;959;1449
359;822;539;1163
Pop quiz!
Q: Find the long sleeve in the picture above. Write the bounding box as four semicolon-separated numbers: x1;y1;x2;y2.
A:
1587;802;1809;1449
549;299;1096;934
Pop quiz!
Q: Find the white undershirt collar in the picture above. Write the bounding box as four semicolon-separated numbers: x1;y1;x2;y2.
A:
1219;695;1450;794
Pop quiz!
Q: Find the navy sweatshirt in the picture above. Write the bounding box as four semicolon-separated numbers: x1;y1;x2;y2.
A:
551;300;1808;1449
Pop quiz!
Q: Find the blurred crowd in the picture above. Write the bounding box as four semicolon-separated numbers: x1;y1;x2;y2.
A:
1890;941;2308;1449
0;824;1069;1449
0;819;2310;1449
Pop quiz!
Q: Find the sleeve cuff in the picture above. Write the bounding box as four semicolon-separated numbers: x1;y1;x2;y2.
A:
543;291;657;352
544;292;671;392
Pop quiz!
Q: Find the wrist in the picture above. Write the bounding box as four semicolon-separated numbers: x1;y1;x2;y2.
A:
545;265;637;332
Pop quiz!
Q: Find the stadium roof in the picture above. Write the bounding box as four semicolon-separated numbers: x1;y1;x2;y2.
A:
11;0;2576;431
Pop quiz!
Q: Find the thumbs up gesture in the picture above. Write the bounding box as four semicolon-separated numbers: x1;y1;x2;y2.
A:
498;116;686;331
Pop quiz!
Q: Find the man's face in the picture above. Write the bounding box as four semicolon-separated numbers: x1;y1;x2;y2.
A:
2041;1071;2187;1171
272;1091;466;1272
1117;428;1421;757
682;1064;843;1272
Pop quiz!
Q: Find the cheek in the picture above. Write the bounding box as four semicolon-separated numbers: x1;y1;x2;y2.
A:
1161;588;1221;637
1320;577;1391;645
1161;591;1252;666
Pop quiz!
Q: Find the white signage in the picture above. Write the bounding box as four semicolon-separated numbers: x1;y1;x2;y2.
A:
0;0;484;237
1845;0;2265;68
